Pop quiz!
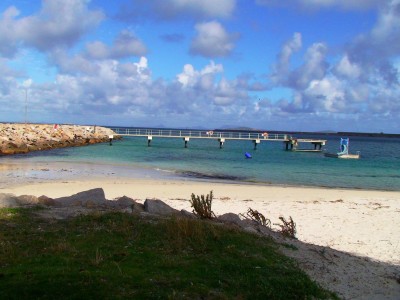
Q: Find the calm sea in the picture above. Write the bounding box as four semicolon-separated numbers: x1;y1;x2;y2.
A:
2;129;400;191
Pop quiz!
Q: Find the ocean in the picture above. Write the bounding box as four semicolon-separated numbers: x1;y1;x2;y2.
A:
2;129;400;191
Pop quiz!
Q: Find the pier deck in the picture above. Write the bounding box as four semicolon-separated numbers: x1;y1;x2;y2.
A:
108;128;327;150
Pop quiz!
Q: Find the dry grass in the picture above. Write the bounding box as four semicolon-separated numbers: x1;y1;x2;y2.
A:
275;216;297;239
190;190;216;219
240;208;271;228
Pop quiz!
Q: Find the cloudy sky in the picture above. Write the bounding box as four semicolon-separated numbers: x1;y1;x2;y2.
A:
0;0;399;133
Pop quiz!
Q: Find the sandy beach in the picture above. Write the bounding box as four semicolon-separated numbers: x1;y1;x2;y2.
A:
3;177;399;264
1;170;400;299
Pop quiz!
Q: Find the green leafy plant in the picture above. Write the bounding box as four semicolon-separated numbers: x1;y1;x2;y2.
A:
190;190;215;219
275;216;297;239
240;208;271;228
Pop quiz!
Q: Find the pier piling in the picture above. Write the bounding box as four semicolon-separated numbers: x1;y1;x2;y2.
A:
219;138;225;149
183;137;190;148
253;139;260;150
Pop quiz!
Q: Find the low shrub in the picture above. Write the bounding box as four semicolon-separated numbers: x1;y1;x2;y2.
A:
275;216;297;239
190;190;215;219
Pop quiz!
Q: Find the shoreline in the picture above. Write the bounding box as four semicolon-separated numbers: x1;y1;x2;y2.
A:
2;157;399;192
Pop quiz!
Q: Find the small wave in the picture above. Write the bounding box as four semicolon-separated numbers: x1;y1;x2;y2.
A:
155;168;175;173
179;171;247;181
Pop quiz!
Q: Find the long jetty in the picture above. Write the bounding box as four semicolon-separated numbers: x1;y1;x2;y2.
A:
109;128;327;151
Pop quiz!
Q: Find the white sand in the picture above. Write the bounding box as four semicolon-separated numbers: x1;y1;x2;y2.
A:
2;176;400;299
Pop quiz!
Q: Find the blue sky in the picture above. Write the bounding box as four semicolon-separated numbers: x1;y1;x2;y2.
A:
0;0;399;133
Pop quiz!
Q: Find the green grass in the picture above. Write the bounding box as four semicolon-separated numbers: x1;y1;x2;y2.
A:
0;208;337;299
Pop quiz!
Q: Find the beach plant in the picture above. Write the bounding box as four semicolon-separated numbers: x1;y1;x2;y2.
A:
275;216;297;239
240;208;271;228
190;190;216;219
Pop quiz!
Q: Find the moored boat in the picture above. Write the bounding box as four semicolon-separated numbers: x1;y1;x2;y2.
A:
324;138;360;159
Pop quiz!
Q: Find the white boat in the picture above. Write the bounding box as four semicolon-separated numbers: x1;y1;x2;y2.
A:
324;138;360;159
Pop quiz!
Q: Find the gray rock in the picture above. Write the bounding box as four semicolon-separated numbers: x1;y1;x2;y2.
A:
115;196;136;208
243;226;259;235
116;196;145;213
16;195;39;205
144;198;179;216
0;193;19;208
217;213;242;225
0;193;39;207
131;202;145;213
54;188;107;207
38;195;55;206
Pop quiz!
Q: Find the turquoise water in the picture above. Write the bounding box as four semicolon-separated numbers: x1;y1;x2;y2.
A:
2;132;400;190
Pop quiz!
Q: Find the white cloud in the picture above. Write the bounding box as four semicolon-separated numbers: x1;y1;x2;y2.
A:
0;54;259;127
190;21;238;57
289;42;328;89
270;32;302;84
335;55;361;79
0;0;104;57
256;0;384;11
214;78;247;106
0;7;22;57
369;0;400;56
266;0;398;125
177;61;223;87
117;0;236;21
170;0;236;18
22;79;33;88
86;30;147;60
304;76;345;112
272;35;328;90
345;0;400;88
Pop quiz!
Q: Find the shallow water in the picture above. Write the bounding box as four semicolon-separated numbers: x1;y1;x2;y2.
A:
1;132;399;190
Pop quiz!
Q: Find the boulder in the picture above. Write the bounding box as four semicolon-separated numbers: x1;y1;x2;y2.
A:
38;195;56;206
115;196;145;212
217;213;243;226
16;195;39;205
115;196;135;207
0;193;19;208
54;188;107;207
144;199;179;216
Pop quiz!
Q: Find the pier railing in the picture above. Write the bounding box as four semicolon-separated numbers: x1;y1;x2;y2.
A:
109;128;288;141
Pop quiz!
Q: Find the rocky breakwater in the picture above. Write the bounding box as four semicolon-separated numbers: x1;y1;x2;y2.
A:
0;123;119;155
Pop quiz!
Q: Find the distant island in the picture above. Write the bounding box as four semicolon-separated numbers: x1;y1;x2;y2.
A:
215;127;400;138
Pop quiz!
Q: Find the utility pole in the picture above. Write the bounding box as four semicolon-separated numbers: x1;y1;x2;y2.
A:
25;88;28;124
